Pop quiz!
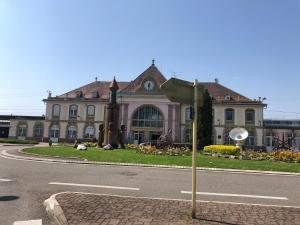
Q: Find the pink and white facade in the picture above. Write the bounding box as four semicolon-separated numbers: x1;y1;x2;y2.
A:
8;62;268;148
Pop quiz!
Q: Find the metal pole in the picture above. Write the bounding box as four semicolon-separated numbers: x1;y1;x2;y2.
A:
192;79;198;218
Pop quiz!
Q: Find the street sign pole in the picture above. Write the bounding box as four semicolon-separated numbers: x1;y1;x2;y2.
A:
191;79;198;219
160;77;203;219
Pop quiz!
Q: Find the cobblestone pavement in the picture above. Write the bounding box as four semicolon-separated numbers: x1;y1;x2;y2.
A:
56;193;300;225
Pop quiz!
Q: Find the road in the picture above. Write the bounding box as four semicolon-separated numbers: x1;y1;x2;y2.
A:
1;144;300;225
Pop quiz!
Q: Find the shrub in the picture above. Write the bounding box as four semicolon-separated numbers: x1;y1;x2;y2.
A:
203;145;240;155
0;138;38;145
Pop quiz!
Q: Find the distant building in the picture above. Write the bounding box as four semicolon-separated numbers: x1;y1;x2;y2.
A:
7;61;266;147
0;115;11;138
2;115;44;140
263;119;300;151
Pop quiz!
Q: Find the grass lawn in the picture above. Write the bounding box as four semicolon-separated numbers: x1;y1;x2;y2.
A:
23;146;300;173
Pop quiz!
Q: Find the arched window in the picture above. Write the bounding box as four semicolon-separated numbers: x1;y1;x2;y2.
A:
69;105;78;118
225;108;234;123
52;104;60;118
245;109;255;124
67;125;77;139
132;105;164;128
84;126;95;139
87;105;95;117
17;122;27;138
34;123;43;138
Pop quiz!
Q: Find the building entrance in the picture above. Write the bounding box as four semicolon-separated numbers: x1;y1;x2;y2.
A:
133;131;144;145
0;127;9;138
150;132;161;142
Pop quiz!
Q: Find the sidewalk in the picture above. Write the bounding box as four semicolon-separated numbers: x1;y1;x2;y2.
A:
45;192;300;225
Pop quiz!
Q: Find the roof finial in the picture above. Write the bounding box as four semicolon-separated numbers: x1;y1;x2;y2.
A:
152;58;155;66
109;76;119;90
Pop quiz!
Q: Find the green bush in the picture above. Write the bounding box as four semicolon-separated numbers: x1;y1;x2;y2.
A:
203;145;240;155
0;138;38;145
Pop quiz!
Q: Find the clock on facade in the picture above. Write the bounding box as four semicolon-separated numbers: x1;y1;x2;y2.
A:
144;80;154;91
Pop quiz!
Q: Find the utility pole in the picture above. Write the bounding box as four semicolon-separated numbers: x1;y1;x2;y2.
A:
191;79;198;218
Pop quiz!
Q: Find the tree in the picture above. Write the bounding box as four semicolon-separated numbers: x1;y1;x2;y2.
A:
197;89;213;150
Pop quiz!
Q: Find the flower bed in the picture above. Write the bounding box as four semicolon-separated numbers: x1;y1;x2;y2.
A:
81;142;98;147
137;145;191;156
202;146;300;163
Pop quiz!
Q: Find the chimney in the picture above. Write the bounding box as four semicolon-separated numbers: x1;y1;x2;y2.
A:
214;78;219;84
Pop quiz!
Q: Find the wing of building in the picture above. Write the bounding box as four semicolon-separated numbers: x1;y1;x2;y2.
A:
8;61;270;148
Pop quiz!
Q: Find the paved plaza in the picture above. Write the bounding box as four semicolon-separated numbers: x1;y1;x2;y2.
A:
56;192;300;225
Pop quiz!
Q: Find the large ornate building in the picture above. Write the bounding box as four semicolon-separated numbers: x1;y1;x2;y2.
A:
8;61;267;147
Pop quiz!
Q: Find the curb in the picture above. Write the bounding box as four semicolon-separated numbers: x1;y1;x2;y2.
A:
2;148;300;176
44;193;68;225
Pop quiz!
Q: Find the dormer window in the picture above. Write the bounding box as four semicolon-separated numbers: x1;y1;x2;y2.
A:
92;91;100;98
76;91;83;98
224;94;231;100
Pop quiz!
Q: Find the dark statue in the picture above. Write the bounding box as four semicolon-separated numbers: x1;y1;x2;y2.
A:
119;125;126;149
108;122;118;148
97;124;104;148
157;129;173;149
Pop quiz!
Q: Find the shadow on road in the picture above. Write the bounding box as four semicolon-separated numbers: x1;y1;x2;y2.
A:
195;216;240;225
0;195;19;201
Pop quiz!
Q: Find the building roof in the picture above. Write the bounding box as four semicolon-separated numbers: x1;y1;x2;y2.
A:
120;64;167;95
0;115;45;120
200;82;261;104
45;63;263;105
264;119;300;129
51;80;130;100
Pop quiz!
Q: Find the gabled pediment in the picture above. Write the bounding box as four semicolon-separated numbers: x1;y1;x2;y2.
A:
120;63;167;95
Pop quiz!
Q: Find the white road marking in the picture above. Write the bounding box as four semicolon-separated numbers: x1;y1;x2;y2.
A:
49;182;140;191
13;219;42;225
0;178;13;182
181;191;288;200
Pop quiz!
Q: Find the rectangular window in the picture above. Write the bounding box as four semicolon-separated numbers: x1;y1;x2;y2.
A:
185;107;192;121
69;105;78;117
87;105;95;117
52;105;60;118
245;110;255;124
225;110;234;122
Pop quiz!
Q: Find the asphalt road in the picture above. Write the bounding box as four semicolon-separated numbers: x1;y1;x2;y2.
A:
1;144;300;225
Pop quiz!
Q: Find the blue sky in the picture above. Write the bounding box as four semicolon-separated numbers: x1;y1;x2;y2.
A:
0;0;299;119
